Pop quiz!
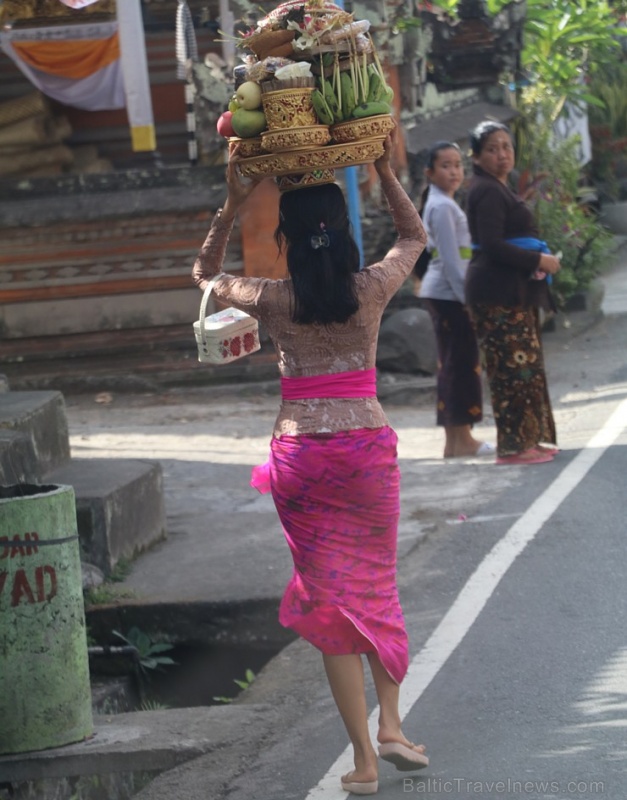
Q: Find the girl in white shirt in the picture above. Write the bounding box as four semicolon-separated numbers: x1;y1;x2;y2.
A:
419;141;493;458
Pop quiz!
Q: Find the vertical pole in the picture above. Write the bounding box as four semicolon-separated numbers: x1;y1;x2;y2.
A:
176;1;199;165
185;82;198;165
334;0;364;267
117;0;156;151
218;0;236;70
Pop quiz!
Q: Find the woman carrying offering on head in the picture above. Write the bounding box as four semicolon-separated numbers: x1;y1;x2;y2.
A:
192;129;430;795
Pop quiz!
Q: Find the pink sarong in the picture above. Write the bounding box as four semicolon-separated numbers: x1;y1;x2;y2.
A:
269;426;408;684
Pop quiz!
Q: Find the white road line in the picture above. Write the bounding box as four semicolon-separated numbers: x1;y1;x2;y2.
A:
305;397;627;799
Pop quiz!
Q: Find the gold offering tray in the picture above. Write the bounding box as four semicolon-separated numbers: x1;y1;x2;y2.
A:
237;137;386;178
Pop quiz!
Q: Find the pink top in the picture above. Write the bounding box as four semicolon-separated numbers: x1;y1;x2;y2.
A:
191;172;425;437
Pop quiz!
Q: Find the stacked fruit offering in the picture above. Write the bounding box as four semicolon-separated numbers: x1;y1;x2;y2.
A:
217;81;267;141
214;0;396;179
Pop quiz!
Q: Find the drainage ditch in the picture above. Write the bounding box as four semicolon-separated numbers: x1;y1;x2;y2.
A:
85;599;296;713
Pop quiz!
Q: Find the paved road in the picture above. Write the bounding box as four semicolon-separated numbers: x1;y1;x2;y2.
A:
62;252;627;800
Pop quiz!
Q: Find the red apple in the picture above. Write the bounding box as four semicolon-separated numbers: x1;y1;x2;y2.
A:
216;111;235;138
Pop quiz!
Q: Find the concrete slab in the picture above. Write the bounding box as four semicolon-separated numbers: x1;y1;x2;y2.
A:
0;704;275;783
46;458;166;576
0;391;70;476
0;429;40;484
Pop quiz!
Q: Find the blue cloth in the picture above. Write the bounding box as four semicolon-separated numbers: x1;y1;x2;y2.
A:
506;236;550;253
471;237;553;284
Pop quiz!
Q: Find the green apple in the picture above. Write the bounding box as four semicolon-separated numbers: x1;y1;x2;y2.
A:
228;94;239;113
231;108;267;138
235;81;262;111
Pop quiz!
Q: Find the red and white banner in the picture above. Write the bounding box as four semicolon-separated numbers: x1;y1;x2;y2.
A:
1;22;124;111
0;1;156;151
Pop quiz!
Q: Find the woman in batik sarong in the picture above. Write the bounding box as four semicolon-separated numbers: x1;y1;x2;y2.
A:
418;140;494;459
465;120;562;466
192;130;430;794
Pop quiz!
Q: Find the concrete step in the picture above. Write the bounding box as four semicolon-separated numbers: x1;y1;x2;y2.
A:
46;458;166;577
0;429;40;484
0;704;272;784
0;391;70;478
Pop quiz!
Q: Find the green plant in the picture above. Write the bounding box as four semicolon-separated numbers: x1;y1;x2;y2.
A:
84;584;138;607
512;95;613;305
140;699;170;711
108;557;133;583
213;668;256;703
587;61;627;199
83;557;135;607
112;627;177;674
521;0;624;107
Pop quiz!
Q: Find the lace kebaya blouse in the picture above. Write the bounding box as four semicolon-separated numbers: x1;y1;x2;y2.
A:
191;173;425;438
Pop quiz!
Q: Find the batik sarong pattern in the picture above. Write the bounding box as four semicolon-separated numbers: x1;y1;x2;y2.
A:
270;426;408;684
470;304;556;455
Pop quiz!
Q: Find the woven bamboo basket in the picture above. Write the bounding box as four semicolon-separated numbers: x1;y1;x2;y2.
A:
261;87;317;130
260;77;316;92
261;125;331;153
237;137;386;179
242;28;296;60
0;114;56;148
330;114;395;145
228;136;265;157
277;169;337;192
0;92;50;129
0;144;73;177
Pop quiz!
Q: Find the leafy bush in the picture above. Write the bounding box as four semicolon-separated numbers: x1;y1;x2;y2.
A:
113;627;177;673
513;95;613;306
587;61;627;200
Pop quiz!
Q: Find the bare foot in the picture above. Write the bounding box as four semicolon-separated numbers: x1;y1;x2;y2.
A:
444;439;493;458
344;745;378;785
341;767;378;784
377;728;426;754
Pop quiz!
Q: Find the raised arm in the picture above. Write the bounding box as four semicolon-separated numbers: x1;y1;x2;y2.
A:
375;131;426;246
191;147;262;291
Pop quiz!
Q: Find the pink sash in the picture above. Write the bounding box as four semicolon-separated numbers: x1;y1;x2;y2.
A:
280;368;377;400
251;369;378;494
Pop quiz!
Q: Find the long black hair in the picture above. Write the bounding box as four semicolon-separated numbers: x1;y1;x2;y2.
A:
275;183;360;325
414;140;462;279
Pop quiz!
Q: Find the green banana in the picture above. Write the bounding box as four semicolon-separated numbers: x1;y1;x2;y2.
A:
367;71;384;103
324;79;343;122
340;71;356;119
351;101;392;119
359;54;370;104
311;89;334;125
381;85;395;105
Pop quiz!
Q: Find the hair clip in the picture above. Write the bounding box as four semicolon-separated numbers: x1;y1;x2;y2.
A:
310;233;330;250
